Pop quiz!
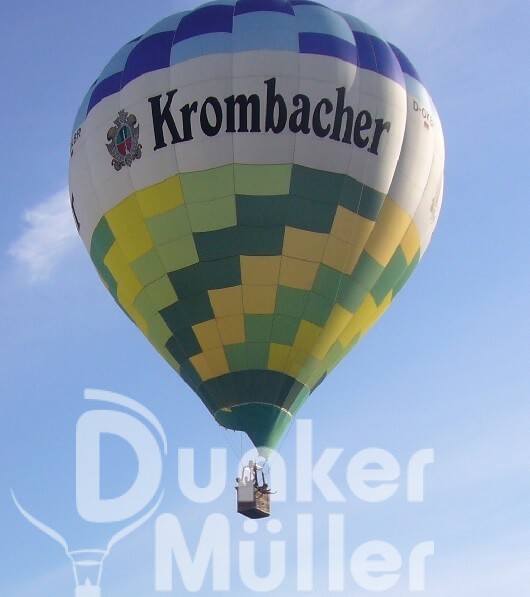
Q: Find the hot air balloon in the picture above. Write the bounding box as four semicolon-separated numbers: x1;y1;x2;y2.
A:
69;0;444;466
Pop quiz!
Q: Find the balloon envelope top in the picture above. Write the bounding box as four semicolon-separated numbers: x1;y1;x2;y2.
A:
69;0;445;456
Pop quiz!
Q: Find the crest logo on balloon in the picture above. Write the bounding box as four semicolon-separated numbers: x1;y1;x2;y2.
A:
106;110;142;170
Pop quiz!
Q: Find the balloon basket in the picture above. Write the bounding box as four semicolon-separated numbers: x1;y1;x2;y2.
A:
237;484;271;519
69;549;106;596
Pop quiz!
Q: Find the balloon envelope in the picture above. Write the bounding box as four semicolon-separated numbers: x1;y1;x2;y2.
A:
69;0;444;454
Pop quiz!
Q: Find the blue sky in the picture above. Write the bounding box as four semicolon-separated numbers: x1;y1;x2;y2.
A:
1;1;529;595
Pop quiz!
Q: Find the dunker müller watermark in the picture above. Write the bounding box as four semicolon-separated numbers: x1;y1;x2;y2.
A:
13;389;435;594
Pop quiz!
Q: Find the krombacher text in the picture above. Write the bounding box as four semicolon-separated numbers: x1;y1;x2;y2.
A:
148;78;391;156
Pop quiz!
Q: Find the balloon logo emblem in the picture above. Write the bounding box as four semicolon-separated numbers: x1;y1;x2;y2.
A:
106;110;142;170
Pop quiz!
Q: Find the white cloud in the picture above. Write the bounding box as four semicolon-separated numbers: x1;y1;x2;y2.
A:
8;187;79;283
